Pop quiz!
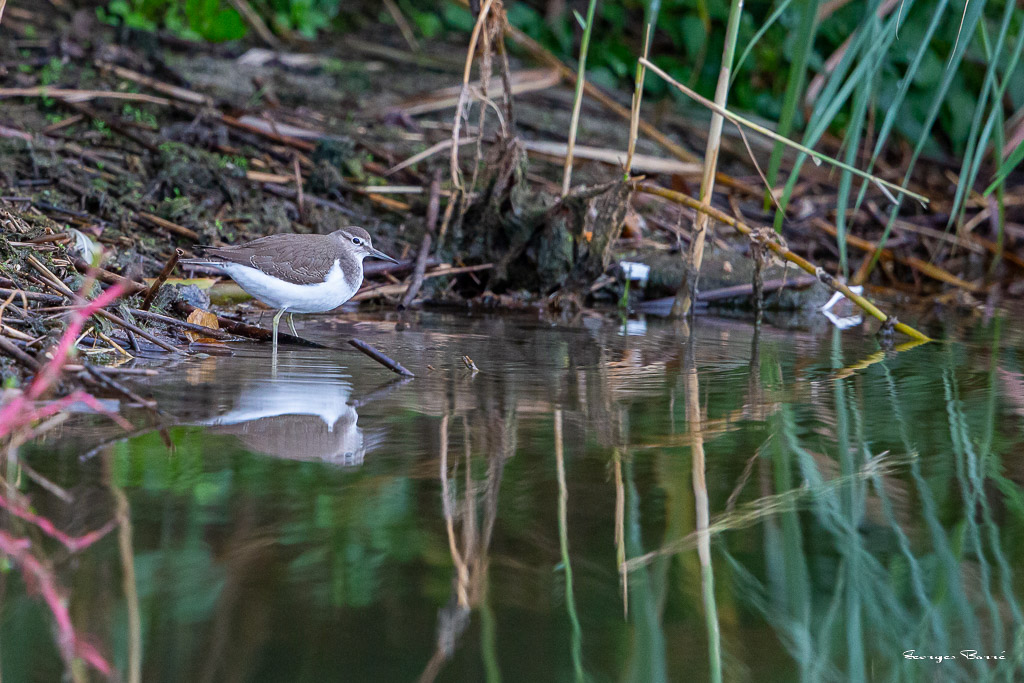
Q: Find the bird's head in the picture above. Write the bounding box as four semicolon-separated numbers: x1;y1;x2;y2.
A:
332;226;399;264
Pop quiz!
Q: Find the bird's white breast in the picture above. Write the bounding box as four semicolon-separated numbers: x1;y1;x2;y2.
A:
218;260;360;313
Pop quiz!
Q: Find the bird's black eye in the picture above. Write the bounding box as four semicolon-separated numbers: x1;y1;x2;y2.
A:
351;237;362;245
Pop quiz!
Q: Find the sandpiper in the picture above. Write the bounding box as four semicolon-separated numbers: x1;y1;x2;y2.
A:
181;226;398;351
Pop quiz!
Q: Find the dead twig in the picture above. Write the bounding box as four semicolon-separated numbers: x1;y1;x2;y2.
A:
0;336;41;371
127;308;241;342
136;212;200;242
94;62;213;106
400;171;442;309
0;87;172;105
82;364;157;409
382;0;420;52
0;288;63;305
810;218;982;291
140;249;182;311
27;256;180;353
70;258;148;295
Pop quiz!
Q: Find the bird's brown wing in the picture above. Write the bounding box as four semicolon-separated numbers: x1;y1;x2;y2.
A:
202;234;339;285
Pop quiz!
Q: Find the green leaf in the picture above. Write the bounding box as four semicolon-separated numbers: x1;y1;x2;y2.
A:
983;141;1024;196
442;3;475;32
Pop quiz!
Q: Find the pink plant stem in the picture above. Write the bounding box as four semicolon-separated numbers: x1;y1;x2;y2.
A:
0;282;126;440
0;530;112;674
27;283;125;401
0;490;117;551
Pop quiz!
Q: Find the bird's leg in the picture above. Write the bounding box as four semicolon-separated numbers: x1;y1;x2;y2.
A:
272;309;285;355
288;313;298;337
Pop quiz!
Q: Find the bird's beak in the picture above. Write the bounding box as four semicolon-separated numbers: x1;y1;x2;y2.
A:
368;246;399;264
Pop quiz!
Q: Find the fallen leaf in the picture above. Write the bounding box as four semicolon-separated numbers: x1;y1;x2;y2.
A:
621;209;646;239
185;309;219;343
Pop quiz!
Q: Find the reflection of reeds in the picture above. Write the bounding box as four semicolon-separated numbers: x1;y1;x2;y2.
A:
106;452;141;683
685;343;722;683
0;277;128;679
613;447;627;617
704;334;1024;679
626;451;908;570
555;409;584;681
944;343;1024;658
622;444;668;683
421;402;512;683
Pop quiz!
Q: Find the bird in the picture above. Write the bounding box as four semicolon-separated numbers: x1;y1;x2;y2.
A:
180;226;398;352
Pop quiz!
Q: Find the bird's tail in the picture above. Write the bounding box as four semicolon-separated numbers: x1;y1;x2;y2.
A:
179;258;227;270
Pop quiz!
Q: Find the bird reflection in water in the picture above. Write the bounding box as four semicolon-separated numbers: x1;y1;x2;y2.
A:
200;374;393;466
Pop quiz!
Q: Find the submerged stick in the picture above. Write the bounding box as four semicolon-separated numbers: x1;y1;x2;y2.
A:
348;338;415;377
637;184;931;341
83;364;157;410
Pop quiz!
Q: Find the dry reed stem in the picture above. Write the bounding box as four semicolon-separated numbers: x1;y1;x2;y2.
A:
0;88;173;105
451;0;758;194
671;2;742;317
382;0;421;52
625;24;653;177
227;0;280;47
561;0;598;196
450;0;497;190
810;218;982;291
638;183;931;341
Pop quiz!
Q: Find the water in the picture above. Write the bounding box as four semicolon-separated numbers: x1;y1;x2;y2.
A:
14;311;1024;682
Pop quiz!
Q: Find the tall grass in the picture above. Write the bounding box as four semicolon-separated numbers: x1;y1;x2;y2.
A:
706;0;1024;272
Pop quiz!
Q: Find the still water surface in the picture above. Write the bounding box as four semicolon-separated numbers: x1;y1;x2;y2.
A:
16;311;1024;682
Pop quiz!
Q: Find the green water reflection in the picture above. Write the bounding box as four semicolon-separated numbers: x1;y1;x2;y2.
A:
15;312;1024;682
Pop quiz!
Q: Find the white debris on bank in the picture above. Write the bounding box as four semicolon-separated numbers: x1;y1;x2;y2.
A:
620;261;650;286
820;285;864;330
